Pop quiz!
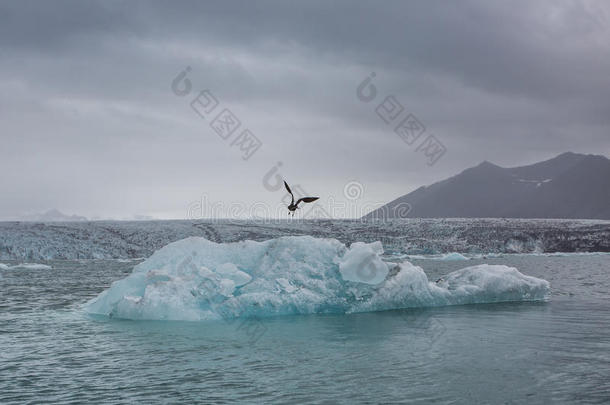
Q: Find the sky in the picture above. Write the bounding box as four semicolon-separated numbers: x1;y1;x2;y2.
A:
1;0;609;220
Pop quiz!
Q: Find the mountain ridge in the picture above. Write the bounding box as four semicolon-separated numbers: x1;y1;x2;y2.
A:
364;152;610;220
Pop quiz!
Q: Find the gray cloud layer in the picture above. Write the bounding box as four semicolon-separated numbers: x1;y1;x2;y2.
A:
1;0;609;219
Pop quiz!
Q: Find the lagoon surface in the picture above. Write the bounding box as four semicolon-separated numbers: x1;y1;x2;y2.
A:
2;250;609;404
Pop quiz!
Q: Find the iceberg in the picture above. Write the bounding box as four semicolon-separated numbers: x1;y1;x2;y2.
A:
85;236;550;321
439;252;469;261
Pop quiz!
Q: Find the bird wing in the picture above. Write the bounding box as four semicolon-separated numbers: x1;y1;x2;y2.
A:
295;197;319;206
284;181;294;205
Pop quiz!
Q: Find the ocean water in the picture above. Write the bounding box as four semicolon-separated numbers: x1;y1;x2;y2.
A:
1;235;610;403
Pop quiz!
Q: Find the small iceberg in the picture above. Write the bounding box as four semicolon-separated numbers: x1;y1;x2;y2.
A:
85;236;550;321
6;263;53;270
439;252;469;261
403;252;470;261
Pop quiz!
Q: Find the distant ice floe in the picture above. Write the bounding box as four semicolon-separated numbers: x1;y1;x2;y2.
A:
395;251;610;261
0;263;52;270
439;252;469;261
85;236;550;321
398;252;474;261
531;252;610;257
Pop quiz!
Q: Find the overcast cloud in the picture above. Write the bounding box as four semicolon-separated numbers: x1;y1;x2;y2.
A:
1;0;609;219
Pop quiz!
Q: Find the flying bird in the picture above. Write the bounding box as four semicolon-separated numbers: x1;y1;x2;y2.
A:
284;181;319;216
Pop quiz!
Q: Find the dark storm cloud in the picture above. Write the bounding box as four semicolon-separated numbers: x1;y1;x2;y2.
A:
5;1;610;100
1;0;609;219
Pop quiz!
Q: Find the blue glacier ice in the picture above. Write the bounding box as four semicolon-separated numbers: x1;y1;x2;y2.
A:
84;236;551;321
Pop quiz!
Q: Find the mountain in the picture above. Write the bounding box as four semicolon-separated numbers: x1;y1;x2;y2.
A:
364;152;610;220
20;209;88;222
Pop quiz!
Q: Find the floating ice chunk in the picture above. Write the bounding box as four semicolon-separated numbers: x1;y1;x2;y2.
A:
358;262;550;313
84;236;550;321
0;263;9;270
529;252;610;257
339;241;389;285
10;263;52;270
404;254;429;260
405;253;469;261
437;264;551;304
439;252;469;261
466;253;505;259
